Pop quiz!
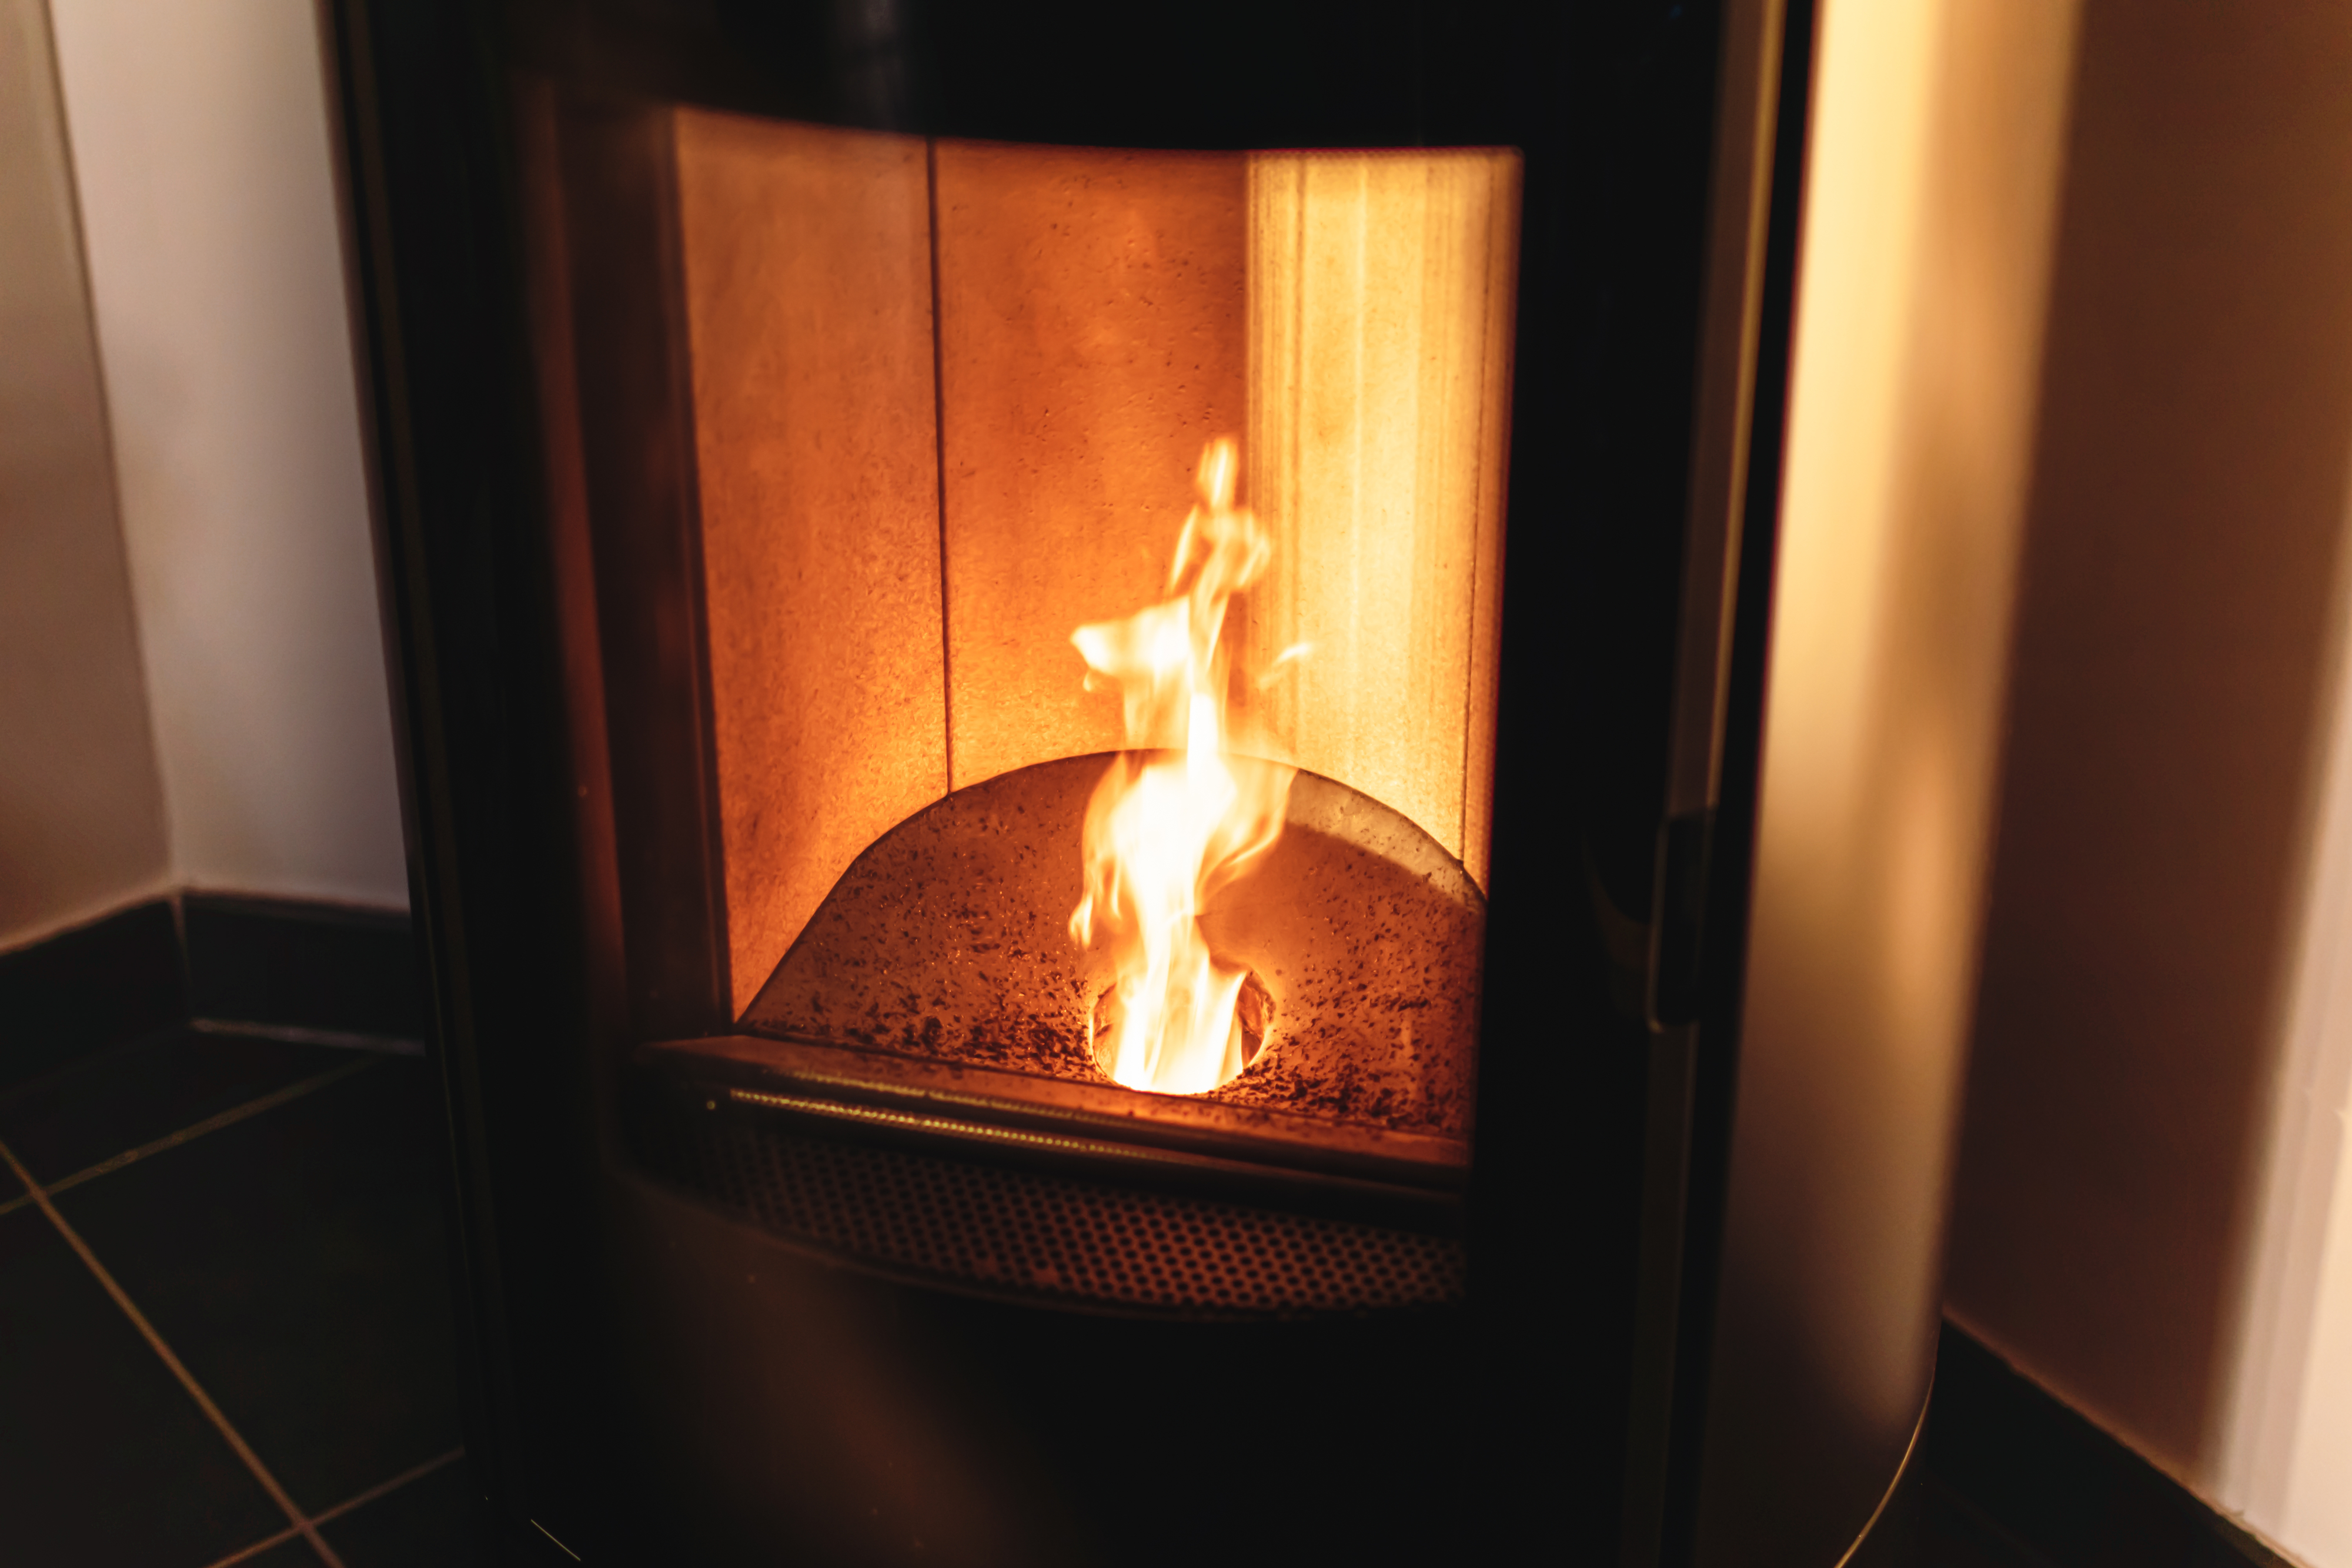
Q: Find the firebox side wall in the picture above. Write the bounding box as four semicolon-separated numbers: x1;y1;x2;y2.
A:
681;132;1520;1018
675;112;952;1021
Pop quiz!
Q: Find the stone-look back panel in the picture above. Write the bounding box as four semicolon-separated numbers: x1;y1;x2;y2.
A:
931;142;1252;791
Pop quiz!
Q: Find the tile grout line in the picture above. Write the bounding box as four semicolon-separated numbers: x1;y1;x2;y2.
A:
0;1136;349;1568
310;1446;466;1530
533;1516;585;1560
0;1057;381;1222
199;1447;467;1568
198;1523;304;1566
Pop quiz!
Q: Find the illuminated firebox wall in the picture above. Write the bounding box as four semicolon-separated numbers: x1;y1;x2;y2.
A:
677;113;1519;1164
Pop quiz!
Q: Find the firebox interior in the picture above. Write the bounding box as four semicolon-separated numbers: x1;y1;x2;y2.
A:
664;108;1518;1171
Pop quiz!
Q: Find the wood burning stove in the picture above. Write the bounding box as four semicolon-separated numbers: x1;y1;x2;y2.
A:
330;0;1964;1562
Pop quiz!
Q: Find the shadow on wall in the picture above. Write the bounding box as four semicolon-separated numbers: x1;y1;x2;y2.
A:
1944;0;2352;1505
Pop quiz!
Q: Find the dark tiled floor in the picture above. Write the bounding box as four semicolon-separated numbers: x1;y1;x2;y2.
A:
322;1458;507;1567
1924;1481;2055;1567
0;1027;352;1186
0;1023;2266;1566
0;1204;283;1565
0;1027;499;1566
1917;1327;2290;1568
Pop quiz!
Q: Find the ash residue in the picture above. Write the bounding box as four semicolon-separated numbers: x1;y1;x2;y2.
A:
1207;992;1474;1137
743;758;1098;1076
1195;801;1484;1138
742;757;1482;1139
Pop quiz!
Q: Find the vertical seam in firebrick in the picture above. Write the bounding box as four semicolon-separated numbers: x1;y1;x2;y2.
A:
0;1136;348;1568
927;133;958;794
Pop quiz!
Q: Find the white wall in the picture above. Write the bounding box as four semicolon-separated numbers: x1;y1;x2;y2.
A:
2276;1130;2352;1563
1937;8;2352;1545
0;0;169;948
46;0;406;911
2280;1135;2352;1562
2223;464;2352;1562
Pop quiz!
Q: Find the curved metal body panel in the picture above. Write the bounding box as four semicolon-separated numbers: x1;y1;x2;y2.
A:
1689;2;2080;1561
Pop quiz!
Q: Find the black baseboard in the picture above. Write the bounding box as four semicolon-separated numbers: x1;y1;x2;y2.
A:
182;894;426;1044
0;895;422;1092
1924;1323;2290;1568
0;903;185;1088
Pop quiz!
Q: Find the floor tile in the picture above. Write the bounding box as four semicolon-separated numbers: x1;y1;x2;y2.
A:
54;1058;461;1516
320;1457;505;1567
0;1203;288;1566
0;900;183;1090
1922;1480;2049;1568
0;1026;350;1186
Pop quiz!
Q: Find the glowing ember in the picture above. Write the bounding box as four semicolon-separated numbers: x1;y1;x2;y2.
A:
1069;438;1298;1095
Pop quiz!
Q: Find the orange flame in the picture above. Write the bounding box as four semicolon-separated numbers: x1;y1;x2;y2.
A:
1070;438;1296;1095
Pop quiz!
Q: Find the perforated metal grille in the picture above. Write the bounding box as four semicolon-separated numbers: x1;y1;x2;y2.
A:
646;1110;1464;1316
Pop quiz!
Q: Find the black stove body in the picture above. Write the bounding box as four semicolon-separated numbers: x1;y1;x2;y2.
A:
331;1;1950;1562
